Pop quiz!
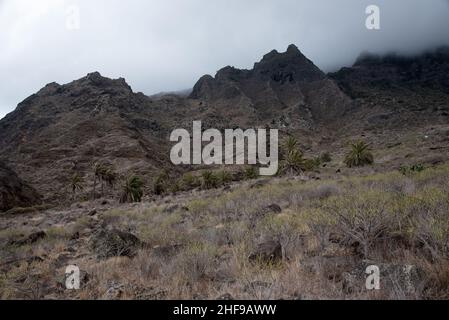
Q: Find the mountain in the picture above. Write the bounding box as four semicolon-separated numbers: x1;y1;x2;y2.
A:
190;44;352;127
0;45;448;203
0;72;179;201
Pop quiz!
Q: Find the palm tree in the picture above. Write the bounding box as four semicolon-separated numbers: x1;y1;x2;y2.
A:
92;162;105;199
120;176;144;203
278;136;307;176
153;171;169;195
280;149;305;175
284;136;299;154
344;141;374;168
92;162;117;198
70;173;84;200
101;167;117;195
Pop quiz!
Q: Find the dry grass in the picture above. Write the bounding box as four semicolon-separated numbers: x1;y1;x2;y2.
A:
1;165;449;299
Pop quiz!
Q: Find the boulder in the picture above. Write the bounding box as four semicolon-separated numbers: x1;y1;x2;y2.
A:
91;229;142;259
9;231;47;246
249;240;283;264
263;204;282;214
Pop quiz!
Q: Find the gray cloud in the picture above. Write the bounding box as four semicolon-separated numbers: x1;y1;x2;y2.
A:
1;0;449;119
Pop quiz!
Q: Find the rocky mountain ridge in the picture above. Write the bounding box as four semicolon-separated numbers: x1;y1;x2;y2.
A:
0;45;448;205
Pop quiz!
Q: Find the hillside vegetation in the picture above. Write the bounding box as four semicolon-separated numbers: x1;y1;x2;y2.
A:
1;165;448;299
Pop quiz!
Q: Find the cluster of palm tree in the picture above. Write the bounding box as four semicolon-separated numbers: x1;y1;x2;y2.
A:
66;140;374;204
68;161;146;204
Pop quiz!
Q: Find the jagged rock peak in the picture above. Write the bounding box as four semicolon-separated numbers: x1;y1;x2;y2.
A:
189;44;327;100
258;44;306;64
33;72;133;98
79;71;132;91
37;82;61;96
287;43;301;53
215;66;249;81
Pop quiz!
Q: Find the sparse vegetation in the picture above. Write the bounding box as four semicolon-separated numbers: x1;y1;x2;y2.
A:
3;164;449;300
2;40;449;301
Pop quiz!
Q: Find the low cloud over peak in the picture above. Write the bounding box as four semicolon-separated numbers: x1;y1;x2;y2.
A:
1;0;449;119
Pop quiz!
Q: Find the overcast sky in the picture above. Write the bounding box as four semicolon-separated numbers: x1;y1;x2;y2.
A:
1;0;449;119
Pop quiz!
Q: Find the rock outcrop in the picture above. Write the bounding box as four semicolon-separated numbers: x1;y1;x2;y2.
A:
0;162;41;212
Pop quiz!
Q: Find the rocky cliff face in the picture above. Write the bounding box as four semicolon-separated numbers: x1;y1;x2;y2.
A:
0;162;41;212
190;44;352;125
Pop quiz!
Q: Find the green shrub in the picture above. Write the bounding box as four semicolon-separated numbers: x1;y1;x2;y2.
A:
320;152;332;163
244;166;258;180
304;158;322;171
217;170;233;186
399;164;425;176
202;171;219;189
181;172;201;190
